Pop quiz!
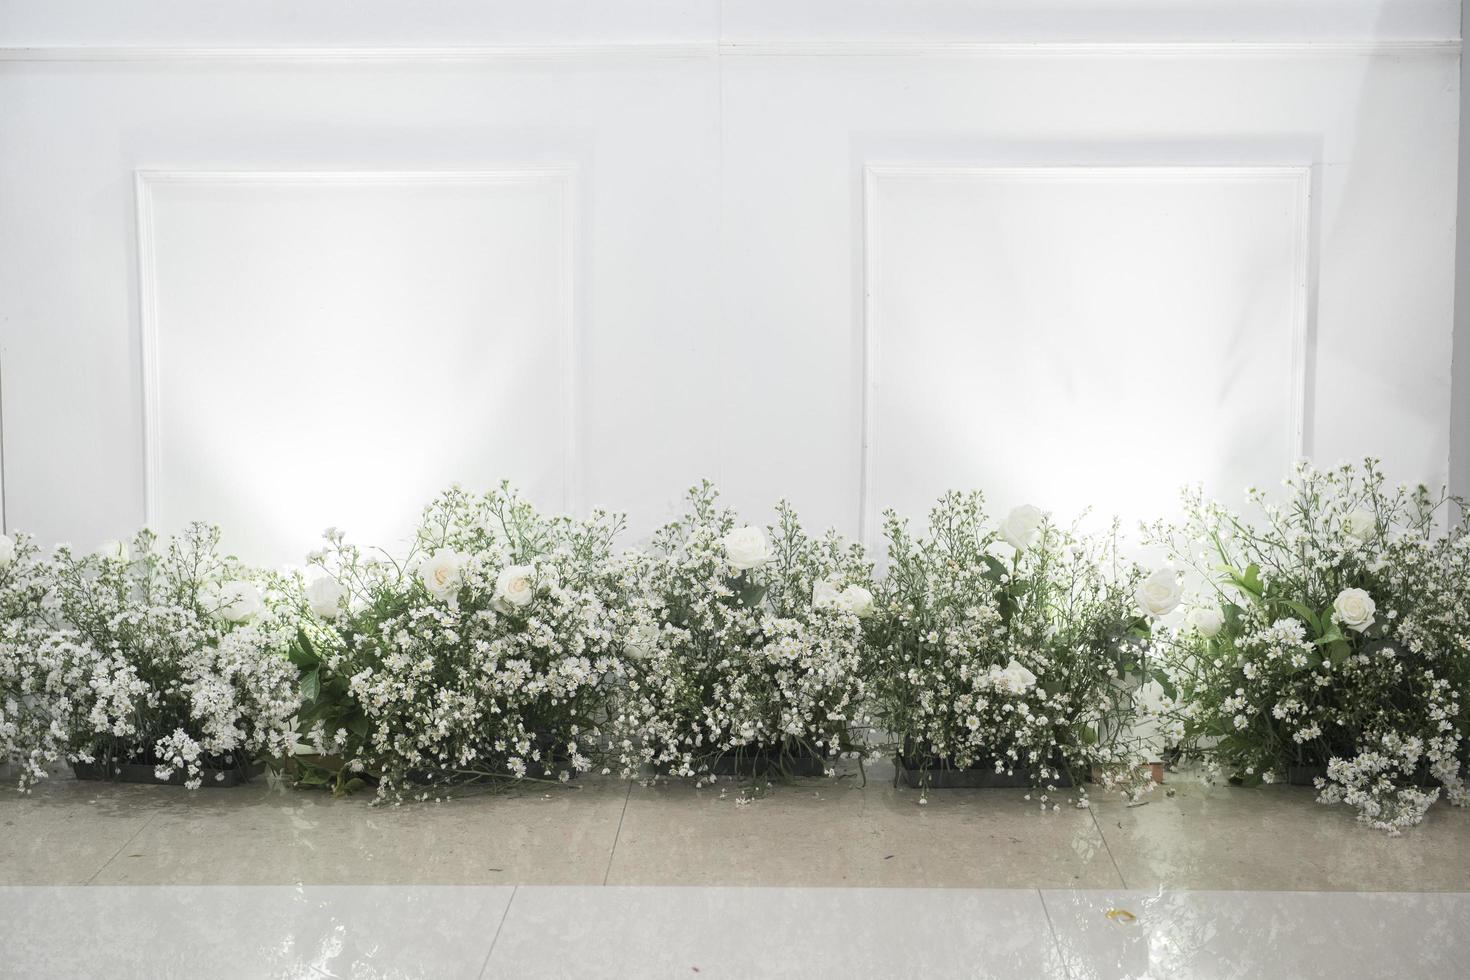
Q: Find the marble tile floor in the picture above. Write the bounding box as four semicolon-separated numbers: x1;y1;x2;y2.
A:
2;769;1468;977
6;768;1470;891
0;884;1466;978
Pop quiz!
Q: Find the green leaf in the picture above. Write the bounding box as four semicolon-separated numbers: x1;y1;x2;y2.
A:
1239;564;1263;597
297;700;330;727
1328;640;1352;668
301;668;321;703
287;630;320;670
1279;600;1321;636
737;582;768;609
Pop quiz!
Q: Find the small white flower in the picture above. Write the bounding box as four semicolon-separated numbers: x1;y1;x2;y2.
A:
219;580;263;623
722;526;770;571
1185;605;1224;638
1001;505;1045;550
418;549;465;599
1333;587;1376;632
812;575;842;609
1136;568;1183;618
305;575;345;620
494;564;538;608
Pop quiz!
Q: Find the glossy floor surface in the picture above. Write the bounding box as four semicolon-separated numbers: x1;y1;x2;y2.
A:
3;769;1468;977
1;885;1466;978
6;766;1470;890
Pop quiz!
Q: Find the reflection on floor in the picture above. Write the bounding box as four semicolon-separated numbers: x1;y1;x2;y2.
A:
1;884;1466;978
3;769;1468;977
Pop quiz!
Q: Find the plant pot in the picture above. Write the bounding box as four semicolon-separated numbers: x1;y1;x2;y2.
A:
1089;762;1165;786
896;743;1075;789
707;744;828;778
1288;761;1444;789
404;731;581;786
71;758;263;787
1286;764;1327;787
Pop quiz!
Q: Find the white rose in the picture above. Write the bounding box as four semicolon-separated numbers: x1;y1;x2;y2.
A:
1136;568;1183;618
0;534;14;567
1333;587;1376;632
812;576;842;609
220;580;263;623
96;539;129;562
306;575;346;620
417;548;464;599
722;526;770;571
1185;606;1224;639
991;659;1037;694
494;564;537;608
1342;510;1376;544
837;584;875;619
1001;505;1045;550
626;621;660;659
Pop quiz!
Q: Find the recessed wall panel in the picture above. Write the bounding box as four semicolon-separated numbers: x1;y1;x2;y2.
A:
864;166;1309;541
139;170;575;564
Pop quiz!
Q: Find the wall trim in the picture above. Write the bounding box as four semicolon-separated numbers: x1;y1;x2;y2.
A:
719;40;1461;58
860;164;1314;548
134;168;581;525
0;39;1459;62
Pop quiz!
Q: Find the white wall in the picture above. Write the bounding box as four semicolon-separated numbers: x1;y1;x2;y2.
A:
0;1;1462;562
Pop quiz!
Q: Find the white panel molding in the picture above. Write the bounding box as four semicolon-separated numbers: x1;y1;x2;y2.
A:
135;168;580;525
0;39;1459;62
860;164;1313;547
718;40;1461;57
0;44;716;63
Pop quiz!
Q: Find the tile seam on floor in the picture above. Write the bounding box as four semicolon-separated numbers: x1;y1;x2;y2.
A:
1035;888;1074;980
601;780;633;885
1087;802;1129;889
476;884;518;979
84;810;159;885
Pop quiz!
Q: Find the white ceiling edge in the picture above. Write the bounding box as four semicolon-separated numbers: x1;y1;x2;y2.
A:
0;0;1458;48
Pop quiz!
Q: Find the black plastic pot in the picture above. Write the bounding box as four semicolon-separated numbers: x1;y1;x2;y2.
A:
897;740;1075;789
71;758;263;787
405;731;580;786
1286;764;1326;787
1288;761;1443;789
896;758;1075;789
707;744;828;778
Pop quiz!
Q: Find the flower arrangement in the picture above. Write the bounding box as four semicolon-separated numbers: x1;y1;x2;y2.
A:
1150;460;1470;833
0;531;78;789
863;492;1162;796
2;525;299;790
608;483;872;781
3;462;1466;836
285;483;626;801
